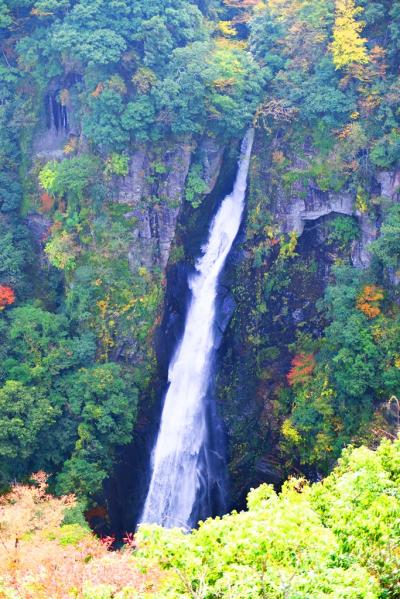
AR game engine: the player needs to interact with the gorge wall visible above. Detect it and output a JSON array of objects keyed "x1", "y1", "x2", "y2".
[
  {"x1": 214, "y1": 131, "x2": 400, "y2": 508},
  {"x1": 97, "y1": 124, "x2": 399, "y2": 530}
]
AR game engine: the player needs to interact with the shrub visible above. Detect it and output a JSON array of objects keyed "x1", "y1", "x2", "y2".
[
  {"x1": 327, "y1": 215, "x2": 360, "y2": 248},
  {"x1": 0, "y1": 476, "x2": 162, "y2": 597},
  {"x1": 45, "y1": 231, "x2": 80, "y2": 271},
  {"x1": 104, "y1": 153, "x2": 129, "y2": 179},
  {"x1": 185, "y1": 163, "x2": 208, "y2": 208},
  {"x1": 287, "y1": 353, "x2": 316, "y2": 386},
  {"x1": 137, "y1": 439, "x2": 400, "y2": 597},
  {"x1": 356, "y1": 285, "x2": 384, "y2": 318},
  {"x1": 0, "y1": 285, "x2": 15, "y2": 309}
]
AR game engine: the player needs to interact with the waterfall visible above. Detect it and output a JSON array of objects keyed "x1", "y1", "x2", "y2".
[{"x1": 139, "y1": 129, "x2": 255, "y2": 530}]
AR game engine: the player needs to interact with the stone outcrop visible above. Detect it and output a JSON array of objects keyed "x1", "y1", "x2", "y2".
[
  {"x1": 33, "y1": 83, "x2": 81, "y2": 162},
  {"x1": 24, "y1": 213, "x2": 52, "y2": 269},
  {"x1": 351, "y1": 212, "x2": 378, "y2": 269},
  {"x1": 275, "y1": 188, "x2": 354, "y2": 236},
  {"x1": 199, "y1": 137, "x2": 225, "y2": 194},
  {"x1": 117, "y1": 143, "x2": 192, "y2": 270},
  {"x1": 117, "y1": 149, "x2": 149, "y2": 206},
  {"x1": 117, "y1": 138, "x2": 224, "y2": 270},
  {"x1": 272, "y1": 170, "x2": 400, "y2": 269},
  {"x1": 33, "y1": 127, "x2": 70, "y2": 161},
  {"x1": 32, "y1": 82, "x2": 226, "y2": 273},
  {"x1": 377, "y1": 171, "x2": 400, "y2": 200}
]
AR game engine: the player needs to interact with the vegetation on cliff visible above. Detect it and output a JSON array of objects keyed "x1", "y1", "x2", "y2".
[
  {"x1": 0, "y1": 0, "x2": 265, "y2": 500},
  {"x1": 216, "y1": 0, "x2": 400, "y2": 490}
]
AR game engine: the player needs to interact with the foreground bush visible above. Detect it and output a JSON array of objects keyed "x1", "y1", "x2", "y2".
[
  {"x1": 1, "y1": 438, "x2": 399, "y2": 598},
  {"x1": 137, "y1": 438, "x2": 400, "y2": 598},
  {"x1": 0, "y1": 473, "x2": 161, "y2": 598}
]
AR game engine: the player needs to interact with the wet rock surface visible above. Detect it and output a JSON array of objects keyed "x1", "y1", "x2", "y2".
[
  {"x1": 33, "y1": 79, "x2": 82, "y2": 161},
  {"x1": 377, "y1": 170, "x2": 400, "y2": 200},
  {"x1": 104, "y1": 142, "x2": 233, "y2": 535}
]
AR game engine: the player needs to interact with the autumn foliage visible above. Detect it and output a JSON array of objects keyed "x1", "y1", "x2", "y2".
[
  {"x1": 356, "y1": 284, "x2": 384, "y2": 318},
  {"x1": 0, "y1": 285, "x2": 15, "y2": 309},
  {"x1": 0, "y1": 475, "x2": 162, "y2": 598},
  {"x1": 222, "y1": 0, "x2": 259, "y2": 24},
  {"x1": 92, "y1": 82, "x2": 104, "y2": 97},
  {"x1": 287, "y1": 353, "x2": 316, "y2": 386},
  {"x1": 331, "y1": 0, "x2": 369, "y2": 69},
  {"x1": 40, "y1": 191, "x2": 54, "y2": 212}
]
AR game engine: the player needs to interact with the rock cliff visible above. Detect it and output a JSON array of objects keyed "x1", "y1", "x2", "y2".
[{"x1": 116, "y1": 137, "x2": 224, "y2": 270}]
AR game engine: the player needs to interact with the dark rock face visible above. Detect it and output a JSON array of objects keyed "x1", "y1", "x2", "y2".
[
  {"x1": 214, "y1": 215, "x2": 342, "y2": 509},
  {"x1": 155, "y1": 260, "x2": 193, "y2": 376},
  {"x1": 24, "y1": 214, "x2": 52, "y2": 273},
  {"x1": 254, "y1": 455, "x2": 284, "y2": 486},
  {"x1": 45, "y1": 92, "x2": 68, "y2": 134},
  {"x1": 25, "y1": 213, "x2": 52, "y2": 247},
  {"x1": 33, "y1": 78, "x2": 82, "y2": 161},
  {"x1": 214, "y1": 291, "x2": 236, "y2": 350},
  {"x1": 199, "y1": 137, "x2": 225, "y2": 194},
  {"x1": 377, "y1": 171, "x2": 400, "y2": 200}
]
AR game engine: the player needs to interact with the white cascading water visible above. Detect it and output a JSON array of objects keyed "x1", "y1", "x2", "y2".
[{"x1": 139, "y1": 129, "x2": 255, "y2": 530}]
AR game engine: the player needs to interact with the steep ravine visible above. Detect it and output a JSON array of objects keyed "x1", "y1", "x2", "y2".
[
  {"x1": 26, "y1": 95, "x2": 399, "y2": 531},
  {"x1": 102, "y1": 141, "x2": 242, "y2": 536},
  {"x1": 94, "y1": 125, "x2": 400, "y2": 534}
]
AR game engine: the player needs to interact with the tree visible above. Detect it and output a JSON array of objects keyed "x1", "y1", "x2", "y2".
[
  {"x1": 0, "y1": 2, "x2": 12, "y2": 29},
  {"x1": 0, "y1": 172, "x2": 22, "y2": 213},
  {"x1": 45, "y1": 231, "x2": 80, "y2": 271},
  {"x1": 370, "y1": 205, "x2": 400, "y2": 270},
  {"x1": 0, "y1": 285, "x2": 15, "y2": 309},
  {"x1": 332, "y1": 0, "x2": 369, "y2": 69},
  {"x1": 55, "y1": 364, "x2": 138, "y2": 496},
  {"x1": 137, "y1": 439, "x2": 400, "y2": 597},
  {"x1": 310, "y1": 439, "x2": 400, "y2": 595},
  {"x1": 52, "y1": 1, "x2": 128, "y2": 66},
  {"x1": 0, "y1": 230, "x2": 26, "y2": 289},
  {"x1": 83, "y1": 89, "x2": 130, "y2": 151},
  {"x1": 287, "y1": 353, "x2": 316, "y2": 386},
  {"x1": 0, "y1": 381, "x2": 59, "y2": 482},
  {"x1": 121, "y1": 96, "x2": 157, "y2": 143},
  {"x1": 356, "y1": 285, "x2": 384, "y2": 319},
  {"x1": 39, "y1": 154, "x2": 100, "y2": 211}
]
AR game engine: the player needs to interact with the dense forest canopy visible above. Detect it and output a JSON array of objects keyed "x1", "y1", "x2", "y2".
[{"x1": 0, "y1": 0, "x2": 400, "y2": 594}]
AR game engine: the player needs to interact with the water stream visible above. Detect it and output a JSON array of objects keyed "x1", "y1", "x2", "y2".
[{"x1": 139, "y1": 129, "x2": 255, "y2": 529}]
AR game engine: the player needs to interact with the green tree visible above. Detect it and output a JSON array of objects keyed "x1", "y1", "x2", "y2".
[
  {"x1": 39, "y1": 155, "x2": 100, "y2": 212},
  {"x1": 0, "y1": 229, "x2": 27, "y2": 289},
  {"x1": 0, "y1": 380, "x2": 59, "y2": 483},
  {"x1": 137, "y1": 440, "x2": 400, "y2": 597},
  {"x1": 56, "y1": 364, "x2": 138, "y2": 495},
  {"x1": 371, "y1": 205, "x2": 400, "y2": 270}
]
